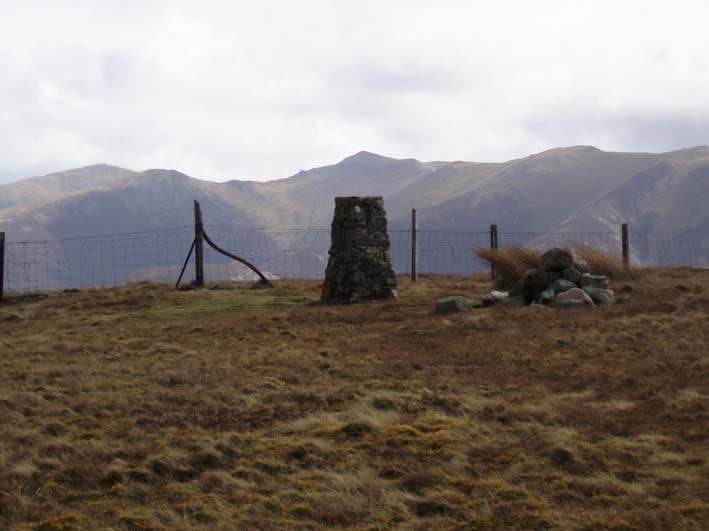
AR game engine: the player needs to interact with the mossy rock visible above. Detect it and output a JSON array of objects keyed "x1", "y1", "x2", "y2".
[{"x1": 435, "y1": 296, "x2": 473, "y2": 314}]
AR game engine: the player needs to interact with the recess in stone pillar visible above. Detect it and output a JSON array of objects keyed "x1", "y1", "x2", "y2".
[{"x1": 321, "y1": 196, "x2": 398, "y2": 303}]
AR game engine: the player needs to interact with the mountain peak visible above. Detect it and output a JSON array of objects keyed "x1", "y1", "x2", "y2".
[
  {"x1": 73, "y1": 163, "x2": 131, "y2": 171},
  {"x1": 533, "y1": 145, "x2": 602, "y2": 158},
  {"x1": 3, "y1": 145, "x2": 709, "y2": 247},
  {"x1": 43, "y1": 163, "x2": 135, "y2": 177},
  {"x1": 137, "y1": 169, "x2": 194, "y2": 182},
  {"x1": 340, "y1": 150, "x2": 391, "y2": 164},
  {"x1": 672, "y1": 145, "x2": 709, "y2": 154}
]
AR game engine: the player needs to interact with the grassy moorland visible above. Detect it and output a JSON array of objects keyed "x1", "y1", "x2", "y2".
[{"x1": 0, "y1": 270, "x2": 708, "y2": 530}]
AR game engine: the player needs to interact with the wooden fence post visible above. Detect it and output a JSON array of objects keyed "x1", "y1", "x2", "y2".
[
  {"x1": 411, "y1": 209, "x2": 417, "y2": 282},
  {"x1": 490, "y1": 224, "x2": 498, "y2": 282},
  {"x1": 621, "y1": 223, "x2": 630, "y2": 272},
  {"x1": 0, "y1": 232, "x2": 5, "y2": 302},
  {"x1": 194, "y1": 200, "x2": 204, "y2": 287}
]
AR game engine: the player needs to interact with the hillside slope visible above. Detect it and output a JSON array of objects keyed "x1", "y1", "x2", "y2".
[
  {"x1": 0, "y1": 164, "x2": 136, "y2": 212},
  {"x1": 235, "y1": 151, "x2": 441, "y2": 227},
  {"x1": 2, "y1": 170, "x2": 258, "y2": 241},
  {"x1": 2, "y1": 146, "x2": 709, "y2": 243},
  {"x1": 557, "y1": 147, "x2": 709, "y2": 234},
  {"x1": 400, "y1": 146, "x2": 672, "y2": 231}
]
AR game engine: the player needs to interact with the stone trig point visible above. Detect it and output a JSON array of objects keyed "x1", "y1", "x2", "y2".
[{"x1": 321, "y1": 196, "x2": 398, "y2": 303}]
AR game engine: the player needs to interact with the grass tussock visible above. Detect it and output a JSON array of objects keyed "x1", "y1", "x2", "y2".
[
  {"x1": 477, "y1": 243, "x2": 628, "y2": 287},
  {"x1": 0, "y1": 271, "x2": 708, "y2": 530},
  {"x1": 570, "y1": 242, "x2": 628, "y2": 279},
  {"x1": 476, "y1": 246, "x2": 541, "y2": 288}
]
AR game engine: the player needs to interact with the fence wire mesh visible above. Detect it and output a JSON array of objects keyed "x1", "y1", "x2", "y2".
[
  {"x1": 631, "y1": 231, "x2": 709, "y2": 267},
  {"x1": 2, "y1": 225, "x2": 708, "y2": 292},
  {"x1": 416, "y1": 230, "x2": 490, "y2": 275},
  {"x1": 4, "y1": 227, "x2": 194, "y2": 292},
  {"x1": 498, "y1": 230, "x2": 709, "y2": 268},
  {"x1": 499, "y1": 231, "x2": 621, "y2": 254}
]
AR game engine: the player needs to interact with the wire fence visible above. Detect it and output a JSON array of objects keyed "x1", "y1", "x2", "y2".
[
  {"x1": 2, "y1": 225, "x2": 709, "y2": 293},
  {"x1": 199, "y1": 226, "x2": 493, "y2": 282},
  {"x1": 5, "y1": 227, "x2": 194, "y2": 292}
]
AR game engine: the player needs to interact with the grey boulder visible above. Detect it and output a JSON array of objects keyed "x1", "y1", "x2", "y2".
[
  {"x1": 582, "y1": 286, "x2": 615, "y2": 305},
  {"x1": 436, "y1": 296, "x2": 473, "y2": 314},
  {"x1": 570, "y1": 249, "x2": 590, "y2": 273},
  {"x1": 580, "y1": 274, "x2": 610, "y2": 289},
  {"x1": 552, "y1": 288, "x2": 595, "y2": 309},
  {"x1": 540, "y1": 248, "x2": 574, "y2": 272},
  {"x1": 562, "y1": 267, "x2": 582, "y2": 284},
  {"x1": 548, "y1": 278, "x2": 577, "y2": 293},
  {"x1": 520, "y1": 268, "x2": 548, "y2": 302},
  {"x1": 538, "y1": 288, "x2": 556, "y2": 304},
  {"x1": 482, "y1": 290, "x2": 508, "y2": 307},
  {"x1": 540, "y1": 247, "x2": 590, "y2": 274},
  {"x1": 521, "y1": 268, "x2": 548, "y2": 288}
]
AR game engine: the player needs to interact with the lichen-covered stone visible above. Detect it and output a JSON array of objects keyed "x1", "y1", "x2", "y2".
[
  {"x1": 540, "y1": 247, "x2": 589, "y2": 273},
  {"x1": 545, "y1": 270, "x2": 561, "y2": 284},
  {"x1": 548, "y1": 278, "x2": 576, "y2": 293},
  {"x1": 570, "y1": 250, "x2": 590, "y2": 273},
  {"x1": 562, "y1": 267, "x2": 582, "y2": 284},
  {"x1": 552, "y1": 287, "x2": 595, "y2": 309},
  {"x1": 540, "y1": 248, "x2": 574, "y2": 272},
  {"x1": 321, "y1": 197, "x2": 397, "y2": 303},
  {"x1": 435, "y1": 296, "x2": 473, "y2": 314},
  {"x1": 582, "y1": 286, "x2": 615, "y2": 305},
  {"x1": 521, "y1": 269, "x2": 547, "y2": 288},
  {"x1": 539, "y1": 288, "x2": 556, "y2": 304},
  {"x1": 580, "y1": 274, "x2": 610, "y2": 289},
  {"x1": 520, "y1": 268, "x2": 548, "y2": 304}
]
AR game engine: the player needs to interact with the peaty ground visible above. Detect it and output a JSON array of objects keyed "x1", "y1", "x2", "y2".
[{"x1": 0, "y1": 270, "x2": 708, "y2": 530}]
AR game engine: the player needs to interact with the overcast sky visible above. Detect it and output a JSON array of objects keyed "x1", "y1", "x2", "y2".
[{"x1": 1, "y1": 0, "x2": 708, "y2": 184}]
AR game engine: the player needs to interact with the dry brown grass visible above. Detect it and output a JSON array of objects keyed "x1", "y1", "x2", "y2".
[
  {"x1": 0, "y1": 270, "x2": 708, "y2": 530},
  {"x1": 570, "y1": 242, "x2": 628, "y2": 279},
  {"x1": 476, "y1": 245, "x2": 541, "y2": 288},
  {"x1": 477, "y1": 244, "x2": 628, "y2": 287}
]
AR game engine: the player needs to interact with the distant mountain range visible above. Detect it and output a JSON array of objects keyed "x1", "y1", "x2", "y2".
[{"x1": 2, "y1": 145, "x2": 709, "y2": 243}]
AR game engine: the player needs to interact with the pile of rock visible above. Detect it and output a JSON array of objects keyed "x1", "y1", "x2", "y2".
[
  {"x1": 321, "y1": 196, "x2": 398, "y2": 303},
  {"x1": 484, "y1": 247, "x2": 616, "y2": 309}
]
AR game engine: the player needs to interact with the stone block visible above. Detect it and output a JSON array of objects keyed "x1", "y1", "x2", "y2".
[
  {"x1": 321, "y1": 197, "x2": 397, "y2": 303},
  {"x1": 436, "y1": 296, "x2": 473, "y2": 314}
]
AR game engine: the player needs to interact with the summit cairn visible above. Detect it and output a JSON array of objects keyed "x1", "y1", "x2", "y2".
[
  {"x1": 321, "y1": 197, "x2": 397, "y2": 303},
  {"x1": 484, "y1": 247, "x2": 616, "y2": 309}
]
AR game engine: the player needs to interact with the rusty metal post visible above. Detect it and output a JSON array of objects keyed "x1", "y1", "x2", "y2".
[{"x1": 194, "y1": 200, "x2": 204, "y2": 287}]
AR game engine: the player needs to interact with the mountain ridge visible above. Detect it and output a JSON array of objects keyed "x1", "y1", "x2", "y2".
[{"x1": 2, "y1": 146, "x2": 708, "y2": 243}]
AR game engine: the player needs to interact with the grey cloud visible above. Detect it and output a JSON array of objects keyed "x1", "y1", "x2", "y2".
[
  {"x1": 1, "y1": 1, "x2": 709, "y2": 183},
  {"x1": 522, "y1": 109, "x2": 709, "y2": 155}
]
